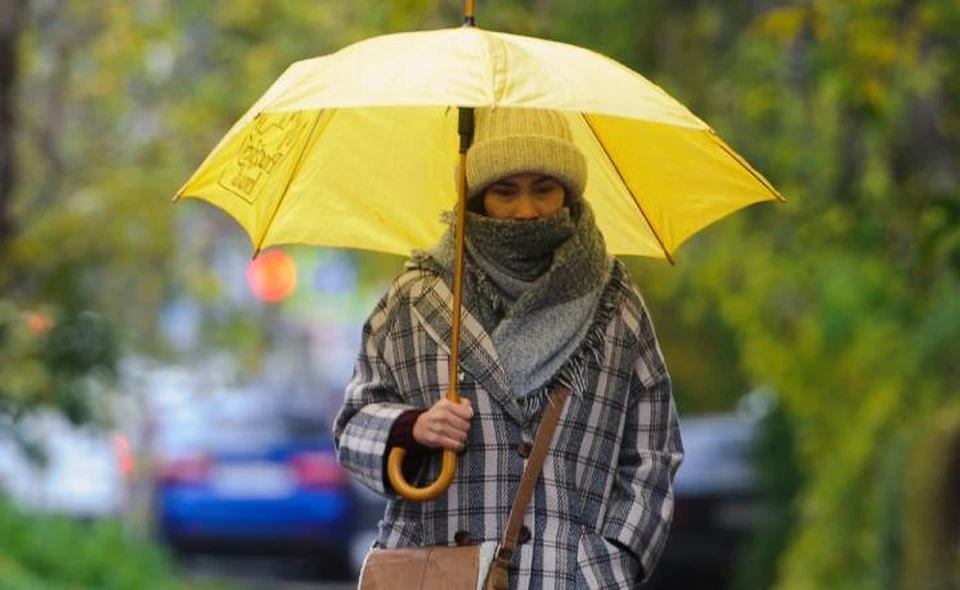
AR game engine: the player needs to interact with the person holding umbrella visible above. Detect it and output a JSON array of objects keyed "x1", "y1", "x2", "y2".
[
  {"x1": 174, "y1": 8, "x2": 779, "y2": 587},
  {"x1": 334, "y1": 107, "x2": 683, "y2": 588}
]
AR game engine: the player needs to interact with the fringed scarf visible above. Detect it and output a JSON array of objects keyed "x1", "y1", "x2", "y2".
[{"x1": 420, "y1": 201, "x2": 612, "y2": 400}]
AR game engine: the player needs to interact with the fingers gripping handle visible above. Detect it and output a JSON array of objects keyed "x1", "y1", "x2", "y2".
[{"x1": 386, "y1": 385, "x2": 463, "y2": 501}]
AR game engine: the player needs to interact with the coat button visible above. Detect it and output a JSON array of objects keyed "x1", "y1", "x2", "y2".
[
  {"x1": 454, "y1": 530, "x2": 471, "y2": 546},
  {"x1": 518, "y1": 525, "x2": 532, "y2": 545},
  {"x1": 515, "y1": 441, "x2": 533, "y2": 459}
]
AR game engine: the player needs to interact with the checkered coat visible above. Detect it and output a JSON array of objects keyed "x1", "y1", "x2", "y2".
[{"x1": 334, "y1": 259, "x2": 683, "y2": 589}]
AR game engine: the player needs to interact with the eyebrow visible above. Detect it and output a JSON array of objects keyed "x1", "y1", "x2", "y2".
[{"x1": 531, "y1": 175, "x2": 558, "y2": 185}]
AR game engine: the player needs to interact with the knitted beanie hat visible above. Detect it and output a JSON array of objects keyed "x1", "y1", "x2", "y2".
[{"x1": 466, "y1": 107, "x2": 588, "y2": 202}]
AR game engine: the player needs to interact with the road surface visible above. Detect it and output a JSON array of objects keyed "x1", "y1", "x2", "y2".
[{"x1": 182, "y1": 555, "x2": 358, "y2": 590}]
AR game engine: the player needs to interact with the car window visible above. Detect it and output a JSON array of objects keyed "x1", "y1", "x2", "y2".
[
  {"x1": 201, "y1": 392, "x2": 286, "y2": 452},
  {"x1": 675, "y1": 415, "x2": 757, "y2": 494}
]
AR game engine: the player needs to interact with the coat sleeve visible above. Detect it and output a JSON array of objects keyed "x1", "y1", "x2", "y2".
[
  {"x1": 601, "y1": 298, "x2": 684, "y2": 582},
  {"x1": 333, "y1": 283, "x2": 421, "y2": 497}
]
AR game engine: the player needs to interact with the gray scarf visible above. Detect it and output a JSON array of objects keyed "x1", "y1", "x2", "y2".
[{"x1": 424, "y1": 201, "x2": 611, "y2": 397}]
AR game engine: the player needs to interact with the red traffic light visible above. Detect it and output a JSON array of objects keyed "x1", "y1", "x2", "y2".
[{"x1": 246, "y1": 250, "x2": 298, "y2": 303}]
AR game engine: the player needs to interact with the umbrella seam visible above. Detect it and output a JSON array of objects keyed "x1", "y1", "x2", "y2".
[
  {"x1": 579, "y1": 113, "x2": 675, "y2": 264},
  {"x1": 252, "y1": 110, "x2": 329, "y2": 257},
  {"x1": 484, "y1": 31, "x2": 505, "y2": 105}
]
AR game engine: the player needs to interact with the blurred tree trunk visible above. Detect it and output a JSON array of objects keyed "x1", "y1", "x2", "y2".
[{"x1": 0, "y1": 0, "x2": 28, "y2": 248}]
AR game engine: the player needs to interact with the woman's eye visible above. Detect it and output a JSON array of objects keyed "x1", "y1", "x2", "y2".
[{"x1": 534, "y1": 185, "x2": 559, "y2": 196}]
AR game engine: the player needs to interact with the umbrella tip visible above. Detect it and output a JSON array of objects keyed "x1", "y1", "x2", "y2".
[{"x1": 463, "y1": 0, "x2": 476, "y2": 26}]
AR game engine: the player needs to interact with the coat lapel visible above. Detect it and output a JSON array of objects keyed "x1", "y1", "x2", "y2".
[{"x1": 411, "y1": 274, "x2": 526, "y2": 425}]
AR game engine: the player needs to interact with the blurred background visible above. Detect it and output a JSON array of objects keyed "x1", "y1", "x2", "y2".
[{"x1": 1, "y1": 1, "x2": 958, "y2": 589}]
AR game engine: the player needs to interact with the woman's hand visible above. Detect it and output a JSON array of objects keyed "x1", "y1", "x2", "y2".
[{"x1": 412, "y1": 398, "x2": 473, "y2": 451}]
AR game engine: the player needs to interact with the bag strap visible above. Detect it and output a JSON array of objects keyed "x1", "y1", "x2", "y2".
[{"x1": 486, "y1": 386, "x2": 570, "y2": 590}]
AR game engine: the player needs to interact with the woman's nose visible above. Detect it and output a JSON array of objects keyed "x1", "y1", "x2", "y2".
[{"x1": 513, "y1": 195, "x2": 538, "y2": 220}]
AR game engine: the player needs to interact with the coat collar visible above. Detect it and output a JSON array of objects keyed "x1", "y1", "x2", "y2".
[{"x1": 410, "y1": 273, "x2": 527, "y2": 425}]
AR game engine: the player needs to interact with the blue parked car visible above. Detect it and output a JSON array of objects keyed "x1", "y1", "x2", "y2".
[{"x1": 150, "y1": 387, "x2": 357, "y2": 580}]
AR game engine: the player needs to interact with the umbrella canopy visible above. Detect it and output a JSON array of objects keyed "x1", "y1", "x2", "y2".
[
  {"x1": 176, "y1": 21, "x2": 784, "y2": 502},
  {"x1": 175, "y1": 26, "x2": 782, "y2": 261}
]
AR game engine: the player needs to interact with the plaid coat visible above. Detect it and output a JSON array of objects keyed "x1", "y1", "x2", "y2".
[{"x1": 334, "y1": 259, "x2": 683, "y2": 589}]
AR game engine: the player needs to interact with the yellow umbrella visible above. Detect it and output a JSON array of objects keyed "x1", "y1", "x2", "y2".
[{"x1": 175, "y1": 3, "x2": 782, "y2": 501}]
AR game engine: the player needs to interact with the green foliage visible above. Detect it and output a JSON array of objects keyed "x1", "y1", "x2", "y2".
[
  {"x1": 3, "y1": 0, "x2": 399, "y2": 413},
  {"x1": 0, "y1": 299, "x2": 117, "y2": 425},
  {"x1": 0, "y1": 301, "x2": 50, "y2": 410},
  {"x1": 693, "y1": 3, "x2": 960, "y2": 587},
  {"x1": 0, "y1": 497, "x2": 230, "y2": 590}
]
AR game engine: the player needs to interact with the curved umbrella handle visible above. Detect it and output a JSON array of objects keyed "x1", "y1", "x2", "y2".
[
  {"x1": 386, "y1": 447, "x2": 458, "y2": 502},
  {"x1": 387, "y1": 108, "x2": 474, "y2": 502}
]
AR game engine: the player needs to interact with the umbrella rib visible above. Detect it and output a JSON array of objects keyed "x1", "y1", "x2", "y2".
[
  {"x1": 579, "y1": 113, "x2": 675, "y2": 265},
  {"x1": 252, "y1": 110, "x2": 328, "y2": 257}
]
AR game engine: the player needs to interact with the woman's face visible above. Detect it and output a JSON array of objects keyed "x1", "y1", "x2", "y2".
[{"x1": 481, "y1": 173, "x2": 566, "y2": 220}]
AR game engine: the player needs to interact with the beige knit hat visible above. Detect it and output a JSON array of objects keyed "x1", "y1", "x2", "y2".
[{"x1": 465, "y1": 107, "x2": 588, "y2": 202}]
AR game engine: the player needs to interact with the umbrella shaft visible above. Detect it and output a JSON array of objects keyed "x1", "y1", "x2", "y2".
[
  {"x1": 448, "y1": 153, "x2": 467, "y2": 402},
  {"x1": 448, "y1": 106, "x2": 474, "y2": 402}
]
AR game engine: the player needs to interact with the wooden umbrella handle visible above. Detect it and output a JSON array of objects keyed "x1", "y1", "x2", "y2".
[
  {"x1": 387, "y1": 109, "x2": 474, "y2": 501},
  {"x1": 386, "y1": 445, "x2": 458, "y2": 502}
]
